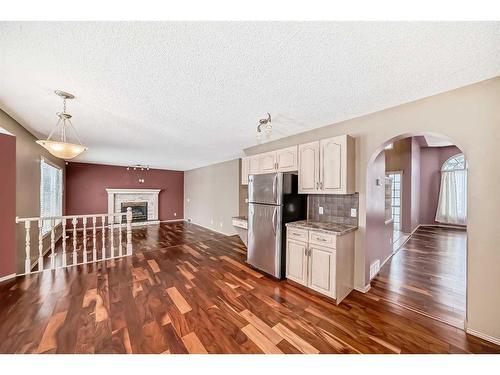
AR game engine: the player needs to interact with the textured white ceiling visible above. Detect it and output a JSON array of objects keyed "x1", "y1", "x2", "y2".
[{"x1": 0, "y1": 22, "x2": 499, "y2": 170}]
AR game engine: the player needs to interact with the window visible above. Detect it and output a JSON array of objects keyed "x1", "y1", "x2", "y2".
[
  {"x1": 40, "y1": 158, "x2": 62, "y2": 235},
  {"x1": 386, "y1": 171, "x2": 402, "y2": 231},
  {"x1": 436, "y1": 154, "x2": 467, "y2": 225}
]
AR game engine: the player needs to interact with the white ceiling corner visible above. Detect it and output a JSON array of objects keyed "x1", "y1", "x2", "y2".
[{"x1": 0, "y1": 22, "x2": 499, "y2": 170}]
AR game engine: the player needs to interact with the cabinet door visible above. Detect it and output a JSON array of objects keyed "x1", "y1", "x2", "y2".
[
  {"x1": 260, "y1": 152, "x2": 277, "y2": 173},
  {"x1": 241, "y1": 157, "x2": 250, "y2": 185},
  {"x1": 276, "y1": 146, "x2": 298, "y2": 172},
  {"x1": 308, "y1": 244, "x2": 336, "y2": 298},
  {"x1": 249, "y1": 155, "x2": 261, "y2": 175},
  {"x1": 320, "y1": 136, "x2": 343, "y2": 193},
  {"x1": 298, "y1": 141, "x2": 320, "y2": 193},
  {"x1": 286, "y1": 240, "x2": 308, "y2": 286}
]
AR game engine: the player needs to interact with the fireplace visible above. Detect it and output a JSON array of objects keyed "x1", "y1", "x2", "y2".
[{"x1": 121, "y1": 201, "x2": 148, "y2": 223}]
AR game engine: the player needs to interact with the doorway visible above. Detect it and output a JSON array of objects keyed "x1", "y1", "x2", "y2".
[{"x1": 366, "y1": 133, "x2": 467, "y2": 329}]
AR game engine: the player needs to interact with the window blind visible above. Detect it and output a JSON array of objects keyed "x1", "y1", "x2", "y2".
[{"x1": 40, "y1": 159, "x2": 62, "y2": 235}]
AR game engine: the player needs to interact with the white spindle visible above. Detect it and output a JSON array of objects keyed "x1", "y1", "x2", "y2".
[
  {"x1": 83, "y1": 218, "x2": 88, "y2": 264},
  {"x1": 37, "y1": 219, "x2": 43, "y2": 272},
  {"x1": 92, "y1": 216, "x2": 97, "y2": 261},
  {"x1": 101, "y1": 215, "x2": 106, "y2": 260},
  {"x1": 24, "y1": 221, "x2": 31, "y2": 274},
  {"x1": 110, "y1": 216, "x2": 115, "y2": 258},
  {"x1": 126, "y1": 207, "x2": 132, "y2": 255},
  {"x1": 72, "y1": 217, "x2": 78, "y2": 265},
  {"x1": 62, "y1": 218, "x2": 67, "y2": 267},
  {"x1": 50, "y1": 219, "x2": 55, "y2": 269},
  {"x1": 118, "y1": 214, "x2": 123, "y2": 257}
]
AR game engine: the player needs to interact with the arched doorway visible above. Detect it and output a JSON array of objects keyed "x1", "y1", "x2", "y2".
[{"x1": 365, "y1": 133, "x2": 467, "y2": 329}]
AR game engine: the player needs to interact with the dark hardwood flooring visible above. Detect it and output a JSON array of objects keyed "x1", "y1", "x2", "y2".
[
  {"x1": 1, "y1": 222, "x2": 498, "y2": 354},
  {"x1": 370, "y1": 226, "x2": 466, "y2": 328}
]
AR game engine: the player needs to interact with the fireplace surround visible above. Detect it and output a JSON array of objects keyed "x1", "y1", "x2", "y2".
[{"x1": 106, "y1": 188, "x2": 161, "y2": 226}]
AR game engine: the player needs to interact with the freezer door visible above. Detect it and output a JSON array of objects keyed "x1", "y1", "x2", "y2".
[
  {"x1": 247, "y1": 203, "x2": 282, "y2": 278},
  {"x1": 248, "y1": 173, "x2": 283, "y2": 205}
]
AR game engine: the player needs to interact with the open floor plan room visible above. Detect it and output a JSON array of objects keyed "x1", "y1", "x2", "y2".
[{"x1": 1, "y1": 16, "x2": 500, "y2": 363}]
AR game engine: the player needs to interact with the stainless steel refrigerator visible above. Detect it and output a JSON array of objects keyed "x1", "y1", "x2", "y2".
[{"x1": 247, "y1": 172, "x2": 306, "y2": 278}]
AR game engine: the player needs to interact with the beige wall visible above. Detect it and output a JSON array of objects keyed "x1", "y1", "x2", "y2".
[
  {"x1": 184, "y1": 158, "x2": 239, "y2": 236},
  {"x1": 0, "y1": 109, "x2": 66, "y2": 272},
  {"x1": 244, "y1": 76, "x2": 500, "y2": 341}
]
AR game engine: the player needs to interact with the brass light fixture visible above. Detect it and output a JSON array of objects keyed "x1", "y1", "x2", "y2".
[{"x1": 36, "y1": 90, "x2": 88, "y2": 159}]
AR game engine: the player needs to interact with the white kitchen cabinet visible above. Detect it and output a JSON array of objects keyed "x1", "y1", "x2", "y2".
[
  {"x1": 249, "y1": 155, "x2": 260, "y2": 175},
  {"x1": 276, "y1": 146, "x2": 298, "y2": 172},
  {"x1": 260, "y1": 151, "x2": 277, "y2": 173},
  {"x1": 241, "y1": 157, "x2": 250, "y2": 185},
  {"x1": 308, "y1": 244, "x2": 336, "y2": 297},
  {"x1": 285, "y1": 239, "x2": 308, "y2": 286},
  {"x1": 298, "y1": 135, "x2": 355, "y2": 194},
  {"x1": 298, "y1": 141, "x2": 320, "y2": 193},
  {"x1": 285, "y1": 226, "x2": 355, "y2": 303}
]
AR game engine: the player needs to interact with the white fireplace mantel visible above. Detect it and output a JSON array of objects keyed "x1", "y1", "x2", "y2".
[{"x1": 106, "y1": 188, "x2": 161, "y2": 225}]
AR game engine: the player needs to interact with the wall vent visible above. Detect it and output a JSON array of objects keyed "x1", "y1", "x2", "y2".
[{"x1": 370, "y1": 259, "x2": 380, "y2": 280}]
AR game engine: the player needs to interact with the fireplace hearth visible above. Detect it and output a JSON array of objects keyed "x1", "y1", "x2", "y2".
[{"x1": 121, "y1": 201, "x2": 148, "y2": 222}]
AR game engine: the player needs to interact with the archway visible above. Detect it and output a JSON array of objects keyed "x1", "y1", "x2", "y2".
[{"x1": 365, "y1": 132, "x2": 467, "y2": 329}]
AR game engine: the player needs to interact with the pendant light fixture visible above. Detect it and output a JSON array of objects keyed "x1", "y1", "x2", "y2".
[{"x1": 36, "y1": 90, "x2": 88, "y2": 159}]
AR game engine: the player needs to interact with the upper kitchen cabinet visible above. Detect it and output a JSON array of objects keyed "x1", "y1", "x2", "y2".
[
  {"x1": 241, "y1": 155, "x2": 260, "y2": 185},
  {"x1": 241, "y1": 157, "x2": 250, "y2": 185},
  {"x1": 259, "y1": 151, "x2": 277, "y2": 173},
  {"x1": 298, "y1": 141, "x2": 320, "y2": 193},
  {"x1": 298, "y1": 135, "x2": 355, "y2": 194},
  {"x1": 276, "y1": 146, "x2": 298, "y2": 172}
]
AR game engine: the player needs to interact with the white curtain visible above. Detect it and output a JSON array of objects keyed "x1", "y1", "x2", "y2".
[{"x1": 435, "y1": 169, "x2": 467, "y2": 225}]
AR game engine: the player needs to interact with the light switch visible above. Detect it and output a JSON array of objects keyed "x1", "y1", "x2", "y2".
[
  {"x1": 350, "y1": 208, "x2": 357, "y2": 217},
  {"x1": 319, "y1": 206, "x2": 324, "y2": 215}
]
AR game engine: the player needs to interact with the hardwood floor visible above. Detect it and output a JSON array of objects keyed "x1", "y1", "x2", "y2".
[
  {"x1": 0, "y1": 222, "x2": 498, "y2": 354},
  {"x1": 371, "y1": 226, "x2": 466, "y2": 328}
]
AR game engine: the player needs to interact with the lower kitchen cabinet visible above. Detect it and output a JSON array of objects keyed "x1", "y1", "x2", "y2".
[
  {"x1": 285, "y1": 227, "x2": 354, "y2": 304},
  {"x1": 286, "y1": 239, "x2": 308, "y2": 285}
]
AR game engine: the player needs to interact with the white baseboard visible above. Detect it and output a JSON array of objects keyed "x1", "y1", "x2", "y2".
[
  {"x1": 187, "y1": 220, "x2": 234, "y2": 237},
  {"x1": 0, "y1": 273, "x2": 16, "y2": 283},
  {"x1": 159, "y1": 219, "x2": 186, "y2": 223},
  {"x1": 466, "y1": 327, "x2": 500, "y2": 346},
  {"x1": 419, "y1": 223, "x2": 467, "y2": 230},
  {"x1": 355, "y1": 284, "x2": 371, "y2": 293}
]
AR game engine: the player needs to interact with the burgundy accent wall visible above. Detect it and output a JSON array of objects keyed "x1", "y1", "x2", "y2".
[
  {"x1": 0, "y1": 133, "x2": 16, "y2": 278},
  {"x1": 419, "y1": 145, "x2": 462, "y2": 224},
  {"x1": 65, "y1": 162, "x2": 184, "y2": 220}
]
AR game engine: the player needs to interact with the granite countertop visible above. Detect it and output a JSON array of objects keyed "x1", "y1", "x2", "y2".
[
  {"x1": 232, "y1": 216, "x2": 247, "y2": 221},
  {"x1": 286, "y1": 220, "x2": 357, "y2": 236}
]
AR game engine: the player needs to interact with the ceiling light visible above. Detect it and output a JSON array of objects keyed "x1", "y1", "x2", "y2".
[{"x1": 36, "y1": 90, "x2": 88, "y2": 159}]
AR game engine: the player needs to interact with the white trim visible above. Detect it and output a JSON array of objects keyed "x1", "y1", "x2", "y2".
[
  {"x1": 106, "y1": 188, "x2": 161, "y2": 223},
  {"x1": 105, "y1": 188, "x2": 161, "y2": 194},
  {"x1": 355, "y1": 284, "x2": 371, "y2": 293},
  {"x1": 159, "y1": 219, "x2": 185, "y2": 223},
  {"x1": 466, "y1": 328, "x2": 500, "y2": 346},
  {"x1": 419, "y1": 223, "x2": 466, "y2": 230},
  {"x1": 187, "y1": 220, "x2": 233, "y2": 236},
  {"x1": 0, "y1": 273, "x2": 16, "y2": 283},
  {"x1": 0, "y1": 127, "x2": 14, "y2": 136}
]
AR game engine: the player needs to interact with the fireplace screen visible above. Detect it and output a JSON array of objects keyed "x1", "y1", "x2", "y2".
[{"x1": 121, "y1": 201, "x2": 148, "y2": 222}]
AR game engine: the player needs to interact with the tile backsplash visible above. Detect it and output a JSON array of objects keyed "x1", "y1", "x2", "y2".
[{"x1": 307, "y1": 194, "x2": 359, "y2": 226}]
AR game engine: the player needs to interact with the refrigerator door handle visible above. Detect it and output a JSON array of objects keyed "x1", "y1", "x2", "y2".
[
  {"x1": 272, "y1": 174, "x2": 278, "y2": 203},
  {"x1": 271, "y1": 207, "x2": 277, "y2": 236}
]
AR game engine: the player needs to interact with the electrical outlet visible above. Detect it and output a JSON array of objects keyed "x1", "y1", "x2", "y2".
[
  {"x1": 319, "y1": 206, "x2": 324, "y2": 215},
  {"x1": 219, "y1": 222, "x2": 223, "y2": 228},
  {"x1": 173, "y1": 212, "x2": 177, "y2": 217},
  {"x1": 350, "y1": 208, "x2": 357, "y2": 217},
  {"x1": 245, "y1": 198, "x2": 249, "y2": 203}
]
